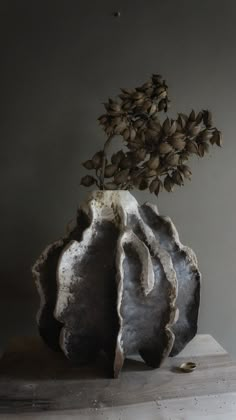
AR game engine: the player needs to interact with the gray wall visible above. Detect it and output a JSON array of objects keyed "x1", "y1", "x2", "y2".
[{"x1": 1, "y1": 1, "x2": 236, "y2": 355}]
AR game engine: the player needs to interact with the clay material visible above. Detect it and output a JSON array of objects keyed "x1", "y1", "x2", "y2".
[{"x1": 32, "y1": 191, "x2": 201, "y2": 377}]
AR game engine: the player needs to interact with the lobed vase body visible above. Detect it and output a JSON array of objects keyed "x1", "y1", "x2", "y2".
[{"x1": 32, "y1": 191, "x2": 200, "y2": 377}]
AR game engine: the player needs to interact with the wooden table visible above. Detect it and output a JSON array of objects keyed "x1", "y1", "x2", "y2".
[{"x1": 0, "y1": 334, "x2": 236, "y2": 419}]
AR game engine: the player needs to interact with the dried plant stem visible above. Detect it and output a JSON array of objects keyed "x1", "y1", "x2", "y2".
[
  {"x1": 101, "y1": 134, "x2": 115, "y2": 190},
  {"x1": 95, "y1": 179, "x2": 100, "y2": 188},
  {"x1": 95, "y1": 168, "x2": 102, "y2": 188}
]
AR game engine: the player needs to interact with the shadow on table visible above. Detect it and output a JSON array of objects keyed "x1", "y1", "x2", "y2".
[{"x1": 0, "y1": 336, "x2": 151, "y2": 380}]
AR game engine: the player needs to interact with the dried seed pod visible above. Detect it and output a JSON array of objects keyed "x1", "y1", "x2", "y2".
[
  {"x1": 202, "y1": 110, "x2": 213, "y2": 128},
  {"x1": 114, "y1": 121, "x2": 127, "y2": 134},
  {"x1": 151, "y1": 111, "x2": 160, "y2": 122},
  {"x1": 178, "y1": 113, "x2": 188, "y2": 128},
  {"x1": 172, "y1": 132, "x2": 186, "y2": 141},
  {"x1": 120, "y1": 157, "x2": 133, "y2": 169},
  {"x1": 139, "y1": 81, "x2": 153, "y2": 91},
  {"x1": 148, "y1": 156, "x2": 160, "y2": 170},
  {"x1": 133, "y1": 91, "x2": 145, "y2": 100},
  {"x1": 164, "y1": 175, "x2": 174, "y2": 192},
  {"x1": 215, "y1": 131, "x2": 223, "y2": 147},
  {"x1": 159, "y1": 142, "x2": 173, "y2": 154},
  {"x1": 172, "y1": 170, "x2": 184, "y2": 186},
  {"x1": 138, "y1": 178, "x2": 149, "y2": 190},
  {"x1": 189, "y1": 110, "x2": 196, "y2": 121},
  {"x1": 195, "y1": 111, "x2": 203, "y2": 124},
  {"x1": 171, "y1": 137, "x2": 186, "y2": 151},
  {"x1": 146, "y1": 128, "x2": 158, "y2": 139},
  {"x1": 122, "y1": 101, "x2": 133, "y2": 111},
  {"x1": 82, "y1": 160, "x2": 94, "y2": 170},
  {"x1": 118, "y1": 93, "x2": 128, "y2": 100},
  {"x1": 148, "y1": 120, "x2": 161, "y2": 132},
  {"x1": 186, "y1": 141, "x2": 198, "y2": 154},
  {"x1": 179, "y1": 165, "x2": 192, "y2": 180},
  {"x1": 135, "y1": 148, "x2": 146, "y2": 161},
  {"x1": 80, "y1": 175, "x2": 96, "y2": 187},
  {"x1": 179, "y1": 362, "x2": 197, "y2": 373},
  {"x1": 188, "y1": 125, "x2": 202, "y2": 137},
  {"x1": 134, "y1": 97, "x2": 145, "y2": 106},
  {"x1": 200, "y1": 130, "x2": 213, "y2": 142},
  {"x1": 154, "y1": 86, "x2": 165, "y2": 96},
  {"x1": 134, "y1": 118, "x2": 146, "y2": 129},
  {"x1": 109, "y1": 102, "x2": 121, "y2": 112},
  {"x1": 129, "y1": 128, "x2": 136, "y2": 141},
  {"x1": 203, "y1": 141, "x2": 210, "y2": 152},
  {"x1": 197, "y1": 145, "x2": 204, "y2": 157},
  {"x1": 210, "y1": 130, "x2": 222, "y2": 146},
  {"x1": 132, "y1": 174, "x2": 143, "y2": 188},
  {"x1": 114, "y1": 169, "x2": 130, "y2": 184},
  {"x1": 103, "y1": 102, "x2": 110, "y2": 112},
  {"x1": 152, "y1": 133, "x2": 162, "y2": 145},
  {"x1": 126, "y1": 142, "x2": 140, "y2": 151},
  {"x1": 109, "y1": 110, "x2": 122, "y2": 117},
  {"x1": 175, "y1": 122, "x2": 182, "y2": 132},
  {"x1": 139, "y1": 130, "x2": 146, "y2": 143},
  {"x1": 152, "y1": 74, "x2": 162, "y2": 84},
  {"x1": 104, "y1": 164, "x2": 118, "y2": 178},
  {"x1": 166, "y1": 153, "x2": 179, "y2": 167},
  {"x1": 98, "y1": 114, "x2": 108, "y2": 125},
  {"x1": 163, "y1": 117, "x2": 171, "y2": 135},
  {"x1": 105, "y1": 126, "x2": 114, "y2": 135},
  {"x1": 186, "y1": 121, "x2": 196, "y2": 134},
  {"x1": 111, "y1": 151, "x2": 125, "y2": 165},
  {"x1": 121, "y1": 88, "x2": 136, "y2": 95},
  {"x1": 167, "y1": 121, "x2": 176, "y2": 137},
  {"x1": 158, "y1": 98, "x2": 167, "y2": 111},
  {"x1": 144, "y1": 87, "x2": 154, "y2": 96},
  {"x1": 123, "y1": 128, "x2": 130, "y2": 141},
  {"x1": 92, "y1": 151, "x2": 103, "y2": 169},
  {"x1": 157, "y1": 90, "x2": 167, "y2": 100},
  {"x1": 179, "y1": 151, "x2": 190, "y2": 163},
  {"x1": 142, "y1": 100, "x2": 152, "y2": 111},
  {"x1": 133, "y1": 135, "x2": 144, "y2": 145},
  {"x1": 149, "y1": 177, "x2": 161, "y2": 193},
  {"x1": 162, "y1": 80, "x2": 168, "y2": 89},
  {"x1": 112, "y1": 116, "x2": 122, "y2": 125},
  {"x1": 154, "y1": 179, "x2": 163, "y2": 196},
  {"x1": 198, "y1": 142, "x2": 209, "y2": 157},
  {"x1": 156, "y1": 183, "x2": 163, "y2": 196},
  {"x1": 149, "y1": 103, "x2": 157, "y2": 115},
  {"x1": 108, "y1": 97, "x2": 117, "y2": 104},
  {"x1": 147, "y1": 169, "x2": 158, "y2": 177}
]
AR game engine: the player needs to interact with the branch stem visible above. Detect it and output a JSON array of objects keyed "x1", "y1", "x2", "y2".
[{"x1": 101, "y1": 134, "x2": 115, "y2": 190}]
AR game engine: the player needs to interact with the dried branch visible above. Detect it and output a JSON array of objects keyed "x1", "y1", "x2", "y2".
[{"x1": 81, "y1": 74, "x2": 222, "y2": 196}]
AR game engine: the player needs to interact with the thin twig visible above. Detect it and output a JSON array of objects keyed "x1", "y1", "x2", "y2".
[
  {"x1": 101, "y1": 134, "x2": 115, "y2": 190},
  {"x1": 96, "y1": 168, "x2": 102, "y2": 188}
]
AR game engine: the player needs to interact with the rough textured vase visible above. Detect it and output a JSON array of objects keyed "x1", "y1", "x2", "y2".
[{"x1": 32, "y1": 191, "x2": 201, "y2": 377}]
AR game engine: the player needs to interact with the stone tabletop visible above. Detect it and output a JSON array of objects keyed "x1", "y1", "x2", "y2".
[{"x1": 0, "y1": 334, "x2": 236, "y2": 419}]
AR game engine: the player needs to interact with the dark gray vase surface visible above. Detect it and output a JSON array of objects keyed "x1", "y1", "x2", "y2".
[{"x1": 32, "y1": 191, "x2": 200, "y2": 377}]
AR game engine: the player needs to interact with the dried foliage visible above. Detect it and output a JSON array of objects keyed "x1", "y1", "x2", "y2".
[{"x1": 81, "y1": 74, "x2": 222, "y2": 196}]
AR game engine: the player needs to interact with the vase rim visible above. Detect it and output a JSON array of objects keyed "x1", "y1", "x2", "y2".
[
  {"x1": 88, "y1": 189, "x2": 133, "y2": 195},
  {"x1": 85, "y1": 189, "x2": 138, "y2": 209}
]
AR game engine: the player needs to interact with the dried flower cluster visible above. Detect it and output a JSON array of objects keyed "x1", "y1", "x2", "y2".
[{"x1": 81, "y1": 74, "x2": 222, "y2": 196}]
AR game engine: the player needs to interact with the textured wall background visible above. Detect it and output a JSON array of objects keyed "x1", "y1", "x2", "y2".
[{"x1": 0, "y1": 0, "x2": 235, "y2": 355}]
